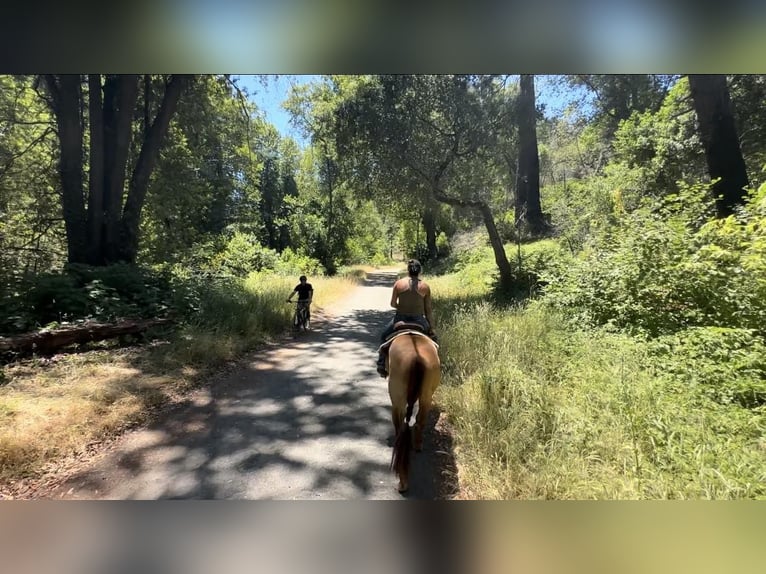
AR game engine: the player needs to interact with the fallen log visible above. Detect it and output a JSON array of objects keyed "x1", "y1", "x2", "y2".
[{"x1": 0, "y1": 318, "x2": 174, "y2": 355}]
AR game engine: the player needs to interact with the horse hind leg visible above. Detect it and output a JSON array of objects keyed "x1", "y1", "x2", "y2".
[
  {"x1": 413, "y1": 396, "x2": 431, "y2": 452},
  {"x1": 391, "y1": 404, "x2": 406, "y2": 437},
  {"x1": 413, "y1": 367, "x2": 439, "y2": 451}
]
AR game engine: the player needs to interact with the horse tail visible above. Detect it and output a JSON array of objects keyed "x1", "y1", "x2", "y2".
[{"x1": 391, "y1": 345, "x2": 424, "y2": 482}]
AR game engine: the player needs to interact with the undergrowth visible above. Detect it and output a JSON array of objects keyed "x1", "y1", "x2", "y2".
[{"x1": 430, "y1": 186, "x2": 766, "y2": 499}]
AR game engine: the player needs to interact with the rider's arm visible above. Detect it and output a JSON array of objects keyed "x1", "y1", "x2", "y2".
[
  {"x1": 286, "y1": 288, "x2": 296, "y2": 302},
  {"x1": 308, "y1": 289, "x2": 313, "y2": 303},
  {"x1": 424, "y1": 285, "x2": 435, "y2": 332},
  {"x1": 390, "y1": 282, "x2": 399, "y2": 309}
]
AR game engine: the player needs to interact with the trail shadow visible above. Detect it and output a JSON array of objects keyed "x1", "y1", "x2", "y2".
[{"x1": 402, "y1": 406, "x2": 460, "y2": 500}]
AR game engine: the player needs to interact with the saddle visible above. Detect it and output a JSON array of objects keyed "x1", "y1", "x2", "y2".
[{"x1": 377, "y1": 322, "x2": 439, "y2": 353}]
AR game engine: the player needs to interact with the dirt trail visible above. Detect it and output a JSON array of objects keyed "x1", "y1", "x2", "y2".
[{"x1": 51, "y1": 271, "x2": 457, "y2": 500}]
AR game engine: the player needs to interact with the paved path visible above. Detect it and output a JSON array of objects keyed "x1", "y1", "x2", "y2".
[{"x1": 53, "y1": 271, "x2": 455, "y2": 499}]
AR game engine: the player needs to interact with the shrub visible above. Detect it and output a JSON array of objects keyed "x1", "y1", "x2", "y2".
[
  {"x1": 649, "y1": 327, "x2": 766, "y2": 409},
  {"x1": 273, "y1": 247, "x2": 325, "y2": 276},
  {"x1": 213, "y1": 232, "x2": 279, "y2": 277},
  {"x1": 544, "y1": 182, "x2": 766, "y2": 337},
  {"x1": 0, "y1": 263, "x2": 180, "y2": 335}
]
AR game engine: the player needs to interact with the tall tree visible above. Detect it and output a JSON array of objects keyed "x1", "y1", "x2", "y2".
[
  {"x1": 570, "y1": 74, "x2": 677, "y2": 137},
  {"x1": 688, "y1": 74, "x2": 750, "y2": 216},
  {"x1": 286, "y1": 79, "x2": 354, "y2": 273},
  {"x1": 331, "y1": 75, "x2": 514, "y2": 287},
  {"x1": 42, "y1": 74, "x2": 191, "y2": 265},
  {"x1": 0, "y1": 76, "x2": 62, "y2": 275},
  {"x1": 515, "y1": 74, "x2": 545, "y2": 232}
]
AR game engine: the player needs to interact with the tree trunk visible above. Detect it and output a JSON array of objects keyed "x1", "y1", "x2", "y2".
[
  {"x1": 43, "y1": 74, "x2": 189, "y2": 265},
  {"x1": 119, "y1": 75, "x2": 189, "y2": 262},
  {"x1": 479, "y1": 203, "x2": 514, "y2": 288},
  {"x1": 688, "y1": 74, "x2": 750, "y2": 217},
  {"x1": 44, "y1": 75, "x2": 88, "y2": 264},
  {"x1": 86, "y1": 74, "x2": 104, "y2": 264},
  {"x1": 144, "y1": 74, "x2": 151, "y2": 135},
  {"x1": 431, "y1": 187, "x2": 513, "y2": 288},
  {"x1": 516, "y1": 74, "x2": 545, "y2": 233},
  {"x1": 422, "y1": 206, "x2": 437, "y2": 260},
  {"x1": 102, "y1": 75, "x2": 139, "y2": 263}
]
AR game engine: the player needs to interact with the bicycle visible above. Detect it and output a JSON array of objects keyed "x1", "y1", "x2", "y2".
[{"x1": 287, "y1": 300, "x2": 311, "y2": 332}]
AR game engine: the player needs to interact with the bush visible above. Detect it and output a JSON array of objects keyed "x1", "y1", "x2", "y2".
[
  {"x1": 436, "y1": 231, "x2": 451, "y2": 256},
  {"x1": 213, "y1": 232, "x2": 279, "y2": 277},
  {"x1": 273, "y1": 247, "x2": 325, "y2": 276},
  {"x1": 649, "y1": 327, "x2": 766, "y2": 409},
  {"x1": 544, "y1": 182, "x2": 766, "y2": 337},
  {"x1": 0, "y1": 263, "x2": 180, "y2": 335}
]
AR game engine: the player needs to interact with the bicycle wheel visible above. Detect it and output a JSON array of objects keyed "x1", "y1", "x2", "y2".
[{"x1": 292, "y1": 308, "x2": 300, "y2": 330}]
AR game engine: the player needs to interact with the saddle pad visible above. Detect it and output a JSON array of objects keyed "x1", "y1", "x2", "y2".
[{"x1": 377, "y1": 330, "x2": 439, "y2": 353}]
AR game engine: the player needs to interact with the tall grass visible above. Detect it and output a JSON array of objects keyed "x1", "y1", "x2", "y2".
[
  {"x1": 0, "y1": 271, "x2": 363, "y2": 489},
  {"x1": 431, "y1": 269, "x2": 766, "y2": 499}
]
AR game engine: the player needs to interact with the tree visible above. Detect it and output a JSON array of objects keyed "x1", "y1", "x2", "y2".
[
  {"x1": 138, "y1": 76, "x2": 264, "y2": 264},
  {"x1": 332, "y1": 75, "x2": 514, "y2": 287},
  {"x1": 688, "y1": 75, "x2": 750, "y2": 216},
  {"x1": 41, "y1": 74, "x2": 191, "y2": 265},
  {"x1": 286, "y1": 79, "x2": 357, "y2": 273},
  {"x1": 515, "y1": 74, "x2": 545, "y2": 232},
  {"x1": 0, "y1": 76, "x2": 63, "y2": 275},
  {"x1": 729, "y1": 75, "x2": 766, "y2": 181},
  {"x1": 569, "y1": 74, "x2": 678, "y2": 138}
]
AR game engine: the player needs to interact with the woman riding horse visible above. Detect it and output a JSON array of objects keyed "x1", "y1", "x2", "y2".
[
  {"x1": 381, "y1": 259, "x2": 440, "y2": 492},
  {"x1": 376, "y1": 259, "x2": 436, "y2": 377}
]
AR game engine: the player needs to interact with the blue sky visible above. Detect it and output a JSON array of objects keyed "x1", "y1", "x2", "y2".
[
  {"x1": 234, "y1": 75, "x2": 320, "y2": 146},
  {"x1": 233, "y1": 75, "x2": 583, "y2": 147}
]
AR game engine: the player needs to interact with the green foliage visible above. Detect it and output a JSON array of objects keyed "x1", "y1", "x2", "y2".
[
  {"x1": 0, "y1": 76, "x2": 63, "y2": 276},
  {"x1": 345, "y1": 200, "x2": 392, "y2": 264},
  {"x1": 435, "y1": 231, "x2": 451, "y2": 256},
  {"x1": 0, "y1": 264, "x2": 178, "y2": 334},
  {"x1": 273, "y1": 247, "x2": 325, "y2": 276},
  {"x1": 611, "y1": 77, "x2": 704, "y2": 202},
  {"x1": 730, "y1": 74, "x2": 766, "y2": 184},
  {"x1": 213, "y1": 232, "x2": 279, "y2": 277},
  {"x1": 544, "y1": 182, "x2": 766, "y2": 337},
  {"x1": 565, "y1": 74, "x2": 677, "y2": 137},
  {"x1": 649, "y1": 327, "x2": 766, "y2": 409},
  {"x1": 434, "y1": 251, "x2": 766, "y2": 499}
]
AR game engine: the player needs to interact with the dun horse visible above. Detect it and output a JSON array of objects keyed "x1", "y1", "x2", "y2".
[{"x1": 387, "y1": 332, "x2": 441, "y2": 493}]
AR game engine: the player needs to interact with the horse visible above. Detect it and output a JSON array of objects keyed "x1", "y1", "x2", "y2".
[{"x1": 387, "y1": 331, "x2": 441, "y2": 493}]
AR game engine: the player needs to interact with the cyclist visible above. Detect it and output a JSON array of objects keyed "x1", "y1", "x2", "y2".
[
  {"x1": 286, "y1": 275, "x2": 314, "y2": 326},
  {"x1": 376, "y1": 259, "x2": 436, "y2": 377}
]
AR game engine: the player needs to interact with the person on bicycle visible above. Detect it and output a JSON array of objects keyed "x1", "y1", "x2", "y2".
[
  {"x1": 376, "y1": 259, "x2": 436, "y2": 377},
  {"x1": 287, "y1": 275, "x2": 313, "y2": 323}
]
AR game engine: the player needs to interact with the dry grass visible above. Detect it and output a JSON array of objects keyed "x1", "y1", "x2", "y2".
[
  {"x1": 0, "y1": 270, "x2": 366, "y2": 490},
  {"x1": 0, "y1": 352, "x2": 171, "y2": 482}
]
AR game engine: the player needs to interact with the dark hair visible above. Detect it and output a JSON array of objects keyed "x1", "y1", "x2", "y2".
[
  {"x1": 407, "y1": 259, "x2": 422, "y2": 277},
  {"x1": 299, "y1": 275, "x2": 307, "y2": 282}
]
